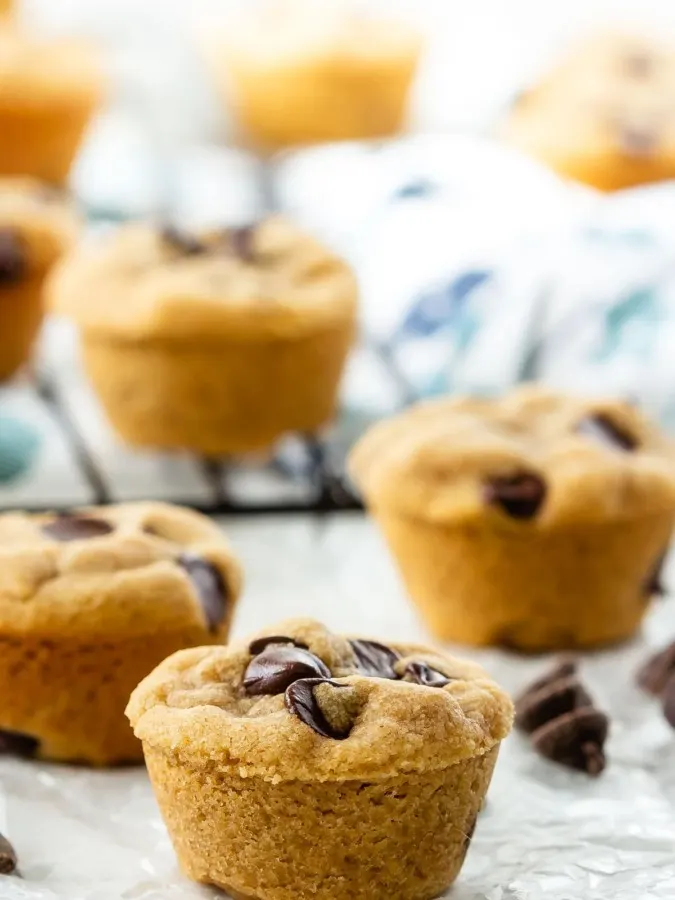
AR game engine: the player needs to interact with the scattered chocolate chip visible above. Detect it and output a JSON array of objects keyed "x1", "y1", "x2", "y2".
[
  {"x1": 0, "y1": 728, "x2": 39, "y2": 758},
  {"x1": 248, "y1": 635, "x2": 309, "y2": 655},
  {"x1": 41, "y1": 514, "x2": 114, "y2": 542},
  {"x1": 243, "y1": 645, "x2": 330, "y2": 696},
  {"x1": 636, "y1": 641, "x2": 675, "y2": 695},
  {"x1": 285, "y1": 678, "x2": 351, "y2": 739},
  {"x1": 178, "y1": 553, "x2": 228, "y2": 631},
  {"x1": 618, "y1": 126, "x2": 658, "y2": 157},
  {"x1": 0, "y1": 228, "x2": 26, "y2": 286},
  {"x1": 662, "y1": 676, "x2": 675, "y2": 729},
  {"x1": 0, "y1": 833, "x2": 17, "y2": 875},
  {"x1": 532, "y1": 708, "x2": 608, "y2": 776},
  {"x1": 349, "y1": 639, "x2": 400, "y2": 679},
  {"x1": 229, "y1": 225, "x2": 256, "y2": 262},
  {"x1": 402, "y1": 661, "x2": 453, "y2": 688},
  {"x1": 516, "y1": 661, "x2": 608, "y2": 775},
  {"x1": 577, "y1": 413, "x2": 638, "y2": 451},
  {"x1": 161, "y1": 226, "x2": 207, "y2": 256},
  {"x1": 515, "y1": 676, "x2": 592, "y2": 734},
  {"x1": 483, "y1": 473, "x2": 547, "y2": 520}
]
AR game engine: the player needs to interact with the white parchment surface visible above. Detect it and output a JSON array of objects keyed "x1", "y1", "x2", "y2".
[{"x1": 2, "y1": 515, "x2": 675, "y2": 900}]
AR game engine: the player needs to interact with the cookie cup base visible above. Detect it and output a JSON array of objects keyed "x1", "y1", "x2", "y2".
[
  {"x1": 81, "y1": 324, "x2": 354, "y2": 455},
  {"x1": 144, "y1": 744, "x2": 499, "y2": 900},
  {"x1": 375, "y1": 508, "x2": 674, "y2": 651},
  {"x1": 0, "y1": 628, "x2": 221, "y2": 765}
]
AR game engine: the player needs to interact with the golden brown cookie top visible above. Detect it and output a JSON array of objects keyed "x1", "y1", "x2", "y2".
[
  {"x1": 48, "y1": 218, "x2": 358, "y2": 341},
  {"x1": 127, "y1": 617, "x2": 513, "y2": 782},
  {"x1": 0, "y1": 502, "x2": 242, "y2": 640},
  {"x1": 503, "y1": 32, "x2": 675, "y2": 164},
  {"x1": 349, "y1": 386, "x2": 675, "y2": 526},
  {"x1": 0, "y1": 178, "x2": 78, "y2": 273},
  {"x1": 0, "y1": 23, "x2": 102, "y2": 103}
]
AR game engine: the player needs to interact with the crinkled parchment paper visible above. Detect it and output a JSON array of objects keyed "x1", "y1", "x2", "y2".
[{"x1": 2, "y1": 516, "x2": 675, "y2": 900}]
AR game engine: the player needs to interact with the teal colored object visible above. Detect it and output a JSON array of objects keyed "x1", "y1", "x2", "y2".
[
  {"x1": 594, "y1": 287, "x2": 661, "y2": 362},
  {"x1": 0, "y1": 415, "x2": 40, "y2": 483}
]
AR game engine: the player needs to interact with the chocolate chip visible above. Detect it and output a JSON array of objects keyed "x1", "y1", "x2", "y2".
[
  {"x1": 515, "y1": 676, "x2": 592, "y2": 734},
  {"x1": 229, "y1": 225, "x2": 256, "y2": 262},
  {"x1": 483, "y1": 473, "x2": 547, "y2": 519},
  {"x1": 520, "y1": 659, "x2": 577, "y2": 696},
  {"x1": 624, "y1": 52, "x2": 654, "y2": 77},
  {"x1": 618, "y1": 126, "x2": 658, "y2": 157},
  {"x1": 248, "y1": 635, "x2": 309, "y2": 655},
  {"x1": 0, "y1": 228, "x2": 26, "y2": 286},
  {"x1": 285, "y1": 678, "x2": 351, "y2": 739},
  {"x1": 41, "y1": 514, "x2": 114, "y2": 542},
  {"x1": 349, "y1": 639, "x2": 400, "y2": 679},
  {"x1": 243, "y1": 645, "x2": 330, "y2": 696},
  {"x1": 0, "y1": 833, "x2": 17, "y2": 875},
  {"x1": 402, "y1": 661, "x2": 453, "y2": 688},
  {"x1": 636, "y1": 641, "x2": 675, "y2": 695},
  {"x1": 531, "y1": 708, "x2": 608, "y2": 776},
  {"x1": 662, "y1": 676, "x2": 675, "y2": 729},
  {"x1": 177, "y1": 553, "x2": 227, "y2": 631},
  {"x1": 577, "y1": 413, "x2": 638, "y2": 451},
  {"x1": 0, "y1": 728, "x2": 39, "y2": 758},
  {"x1": 161, "y1": 226, "x2": 207, "y2": 256}
]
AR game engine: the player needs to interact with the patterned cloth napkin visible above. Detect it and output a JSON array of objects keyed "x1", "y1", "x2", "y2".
[{"x1": 3, "y1": 133, "x2": 675, "y2": 501}]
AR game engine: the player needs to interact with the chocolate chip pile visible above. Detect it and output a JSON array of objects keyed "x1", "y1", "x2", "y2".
[
  {"x1": 515, "y1": 660, "x2": 609, "y2": 776},
  {"x1": 637, "y1": 640, "x2": 675, "y2": 728},
  {"x1": 242, "y1": 635, "x2": 452, "y2": 739}
]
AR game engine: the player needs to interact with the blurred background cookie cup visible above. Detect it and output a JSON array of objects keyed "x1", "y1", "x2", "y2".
[
  {"x1": 203, "y1": 0, "x2": 423, "y2": 152},
  {"x1": 0, "y1": 178, "x2": 78, "y2": 381},
  {"x1": 47, "y1": 218, "x2": 358, "y2": 456},
  {"x1": 0, "y1": 23, "x2": 103, "y2": 184}
]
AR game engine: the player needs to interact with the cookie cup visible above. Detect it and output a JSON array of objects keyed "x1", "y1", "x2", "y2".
[
  {"x1": 0, "y1": 178, "x2": 78, "y2": 379},
  {"x1": 128, "y1": 621, "x2": 512, "y2": 900},
  {"x1": 0, "y1": 503, "x2": 242, "y2": 765},
  {"x1": 350, "y1": 389, "x2": 675, "y2": 651}
]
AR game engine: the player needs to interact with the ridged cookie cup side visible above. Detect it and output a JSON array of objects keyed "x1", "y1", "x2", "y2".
[
  {"x1": 142, "y1": 744, "x2": 498, "y2": 900},
  {"x1": 0, "y1": 503, "x2": 242, "y2": 765},
  {"x1": 78, "y1": 319, "x2": 355, "y2": 455},
  {"x1": 127, "y1": 620, "x2": 513, "y2": 899},
  {"x1": 349, "y1": 388, "x2": 675, "y2": 651}
]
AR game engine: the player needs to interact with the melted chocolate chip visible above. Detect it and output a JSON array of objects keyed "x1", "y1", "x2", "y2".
[
  {"x1": 618, "y1": 126, "x2": 658, "y2": 157},
  {"x1": 41, "y1": 514, "x2": 114, "y2": 542},
  {"x1": 0, "y1": 228, "x2": 26, "y2": 286},
  {"x1": 402, "y1": 661, "x2": 453, "y2": 688},
  {"x1": 285, "y1": 678, "x2": 350, "y2": 739},
  {"x1": 349, "y1": 639, "x2": 400, "y2": 679},
  {"x1": 229, "y1": 225, "x2": 256, "y2": 262},
  {"x1": 515, "y1": 676, "x2": 592, "y2": 734},
  {"x1": 0, "y1": 833, "x2": 17, "y2": 875},
  {"x1": 483, "y1": 473, "x2": 547, "y2": 520},
  {"x1": 248, "y1": 635, "x2": 309, "y2": 655},
  {"x1": 577, "y1": 413, "x2": 638, "y2": 451},
  {"x1": 531, "y1": 708, "x2": 608, "y2": 776},
  {"x1": 178, "y1": 553, "x2": 227, "y2": 631},
  {"x1": 636, "y1": 641, "x2": 675, "y2": 695},
  {"x1": 243, "y1": 645, "x2": 330, "y2": 696},
  {"x1": 0, "y1": 728, "x2": 39, "y2": 758},
  {"x1": 643, "y1": 553, "x2": 667, "y2": 598},
  {"x1": 161, "y1": 226, "x2": 207, "y2": 256}
]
